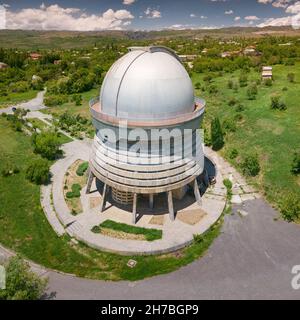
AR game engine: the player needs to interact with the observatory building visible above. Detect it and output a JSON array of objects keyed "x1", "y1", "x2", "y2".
[{"x1": 87, "y1": 46, "x2": 206, "y2": 223}]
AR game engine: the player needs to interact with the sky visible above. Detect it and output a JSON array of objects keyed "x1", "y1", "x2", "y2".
[{"x1": 1, "y1": 0, "x2": 300, "y2": 31}]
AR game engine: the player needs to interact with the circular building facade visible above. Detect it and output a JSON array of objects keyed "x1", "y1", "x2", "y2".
[{"x1": 88, "y1": 46, "x2": 206, "y2": 223}]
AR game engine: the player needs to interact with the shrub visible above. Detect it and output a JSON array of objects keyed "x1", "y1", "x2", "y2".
[
  {"x1": 25, "y1": 159, "x2": 50, "y2": 185},
  {"x1": 264, "y1": 78, "x2": 273, "y2": 87},
  {"x1": 223, "y1": 118, "x2": 236, "y2": 133},
  {"x1": 203, "y1": 74, "x2": 212, "y2": 83},
  {"x1": 235, "y1": 104, "x2": 245, "y2": 112},
  {"x1": 241, "y1": 154, "x2": 260, "y2": 177},
  {"x1": 211, "y1": 117, "x2": 224, "y2": 151},
  {"x1": 0, "y1": 256, "x2": 47, "y2": 300},
  {"x1": 279, "y1": 193, "x2": 300, "y2": 222},
  {"x1": 228, "y1": 97, "x2": 238, "y2": 106},
  {"x1": 228, "y1": 148, "x2": 238, "y2": 159},
  {"x1": 287, "y1": 73, "x2": 295, "y2": 83},
  {"x1": 291, "y1": 151, "x2": 300, "y2": 175},
  {"x1": 239, "y1": 74, "x2": 248, "y2": 87},
  {"x1": 44, "y1": 94, "x2": 68, "y2": 107},
  {"x1": 71, "y1": 94, "x2": 82, "y2": 106},
  {"x1": 195, "y1": 82, "x2": 201, "y2": 90},
  {"x1": 227, "y1": 80, "x2": 233, "y2": 89},
  {"x1": 66, "y1": 183, "x2": 82, "y2": 198},
  {"x1": 208, "y1": 85, "x2": 218, "y2": 94},
  {"x1": 282, "y1": 87, "x2": 288, "y2": 91},
  {"x1": 76, "y1": 162, "x2": 89, "y2": 176},
  {"x1": 247, "y1": 83, "x2": 258, "y2": 100},
  {"x1": 223, "y1": 178, "x2": 233, "y2": 200},
  {"x1": 271, "y1": 96, "x2": 287, "y2": 111},
  {"x1": 32, "y1": 132, "x2": 61, "y2": 160}
]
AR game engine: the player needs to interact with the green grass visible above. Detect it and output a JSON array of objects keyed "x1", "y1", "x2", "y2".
[
  {"x1": 98, "y1": 220, "x2": 162, "y2": 241},
  {"x1": 0, "y1": 90, "x2": 37, "y2": 108},
  {"x1": 0, "y1": 116, "x2": 222, "y2": 281},
  {"x1": 192, "y1": 63, "x2": 300, "y2": 207}
]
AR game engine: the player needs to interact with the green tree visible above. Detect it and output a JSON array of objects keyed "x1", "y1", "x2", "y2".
[
  {"x1": 241, "y1": 154, "x2": 260, "y2": 177},
  {"x1": 271, "y1": 96, "x2": 287, "y2": 111},
  {"x1": 0, "y1": 256, "x2": 47, "y2": 300},
  {"x1": 239, "y1": 74, "x2": 248, "y2": 87},
  {"x1": 211, "y1": 117, "x2": 224, "y2": 151},
  {"x1": 32, "y1": 132, "x2": 61, "y2": 160},
  {"x1": 247, "y1": 83, "x2": 258, "y2": 100},
  {"x1": 291, "y1": 151, "x2": 300, "y2": 175},
  {"x1": 26, "y1": 159, "x2": 50, "y2": 185}
]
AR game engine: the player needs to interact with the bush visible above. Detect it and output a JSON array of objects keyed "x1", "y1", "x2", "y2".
[
  {"x1": 26, "y1": 159, "x2": 50, "y2": 185},
  {"x1": 235, "y1": 104, "x2": 245, "y2": 112},
  {"x1": 291, "y1": 151, "x2": 300, "y2": 175},
  {"x1": 264, "y1": 78, "x2": 273, "y2": 87},
  {"x1": 76, "y1": 162, "x2": 89, "y2": 176},
  {"x1": 32, "y1": 132, "x2": 61, "y2": 160},
  {"x1": 208, "y1": 85, "x2": 218, "y2": 94},
  {"x1": 279, "y1": 193, "x2": 300, "y2": 222},
  {"x1": 287, "y1": 73, "x2": 295, "y2": 83},
  {"x1": 71, "y1": 94, "x2": 82, "y2": 106},
  {"x1": 44, "y1": 94, "x2": 68, "y2": 107},
  {"x1": 0, "y1": 256, "x2": 47, "y2": 300},
  {"x1": 271, "y1": 96, "x2": 287, "y2": 111},
  {"x1": 211, "y1": 117, "x2": 224, "y2": 151},
  {"x1": 228, "y1": 148, "x2": 238, "y2": 159},
  {"x1": 66, "y1": 183, "x2": 82, "y2": 198},
  {"x1": 228, "y1": 97, "x2": 238, "y2": 106},
  {"x1": 227, "y1": 80, "x2": 233, "y2": 89},
  {"x1": 247, "y1": 83, "x2": 258, "y2": 100},
  {"x1": 223, "y1": 118, "x2": 236, "y2": 133},
  {"x1": 241, "y1": 154, "x2": 260, "y2": 177},
  {"x1": 239, "y1": 74, "x2": 248, "y2": 87},
  {"x1": 195, "y1": 82, "x2": 201, "y2": 90}
]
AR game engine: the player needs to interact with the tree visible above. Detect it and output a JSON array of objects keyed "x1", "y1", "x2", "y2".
[
  {"x1": 26, "y1": 159, "x2": 50, "y2": 185},
  {"x1": 32, "y1": 132, "x2": 61, "y2": 160},
  {"x1": 291, "y1": 151, "x2": 300, "y2": 175},
  {"x1": 241, "y1": 154, "x2": 260, "y2": 177},
  {"x1": 211, "y1": 117, "x2": 224, "y2": 151},
  {"x1": 287, "y1": 72, "x2": 295, "y2": 83},
  {"x1": 239, "y1": 74, "x2": 248, "y2": 87},
  {"x1": 0, "y1": 256, "x2": 47, "y2": 300}
]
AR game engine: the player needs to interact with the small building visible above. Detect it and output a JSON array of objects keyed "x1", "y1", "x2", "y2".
[
  {"x1": 29, "y1": 53, "x2": 42, "y2": 61},
  {"x1": 178, "y1": 54, "x2": 197, "y2": 62},
  {"x1": 0, "y1": 62, "x2": 8, "y2": 69},
  {"x1": 262, "y1": 66, "x2": 273, "y2": 80}
]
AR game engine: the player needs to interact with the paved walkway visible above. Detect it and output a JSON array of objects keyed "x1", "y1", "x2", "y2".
[{"x1": 43, "y1": 139, "x2": 227, "y2": 255}]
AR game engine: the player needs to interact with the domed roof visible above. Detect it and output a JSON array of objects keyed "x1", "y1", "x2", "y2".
[{"x1": 100, "y1": 46, "x2": 195, "y2": 121}]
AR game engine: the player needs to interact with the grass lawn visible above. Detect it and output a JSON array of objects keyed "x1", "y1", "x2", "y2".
[
  {"x1": 0, "y1": 90, "x2": 38, "y2": 109},
  {"x1": 93, "y1": 220, "x2": 163, "y2": 241},
  {"x1": 0, "y1": 117, "x2": 222, "y2": 280},
  {"x1": 192, "y1": 63, "x2": 300, "y2": 206}
]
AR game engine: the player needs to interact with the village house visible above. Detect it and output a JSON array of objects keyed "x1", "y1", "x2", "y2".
[
  {"x1": 0, "y1": 62, "x2": 9, "y2": 69},
  {"x1": 262, "y1": 66, "x2": 273, "y2": 80}
]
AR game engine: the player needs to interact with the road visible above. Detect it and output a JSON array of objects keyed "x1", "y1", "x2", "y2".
[
  {"x1": 0, "y1": 90, "x2": 46, "y2": 114},
  {"x1": 46, "y1": 198, "x2": 300, "y2": 300}
]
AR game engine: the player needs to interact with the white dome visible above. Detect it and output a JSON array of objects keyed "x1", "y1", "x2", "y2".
[{"x1": 100, "y1": 47, "x2": 195, "y2": 120}]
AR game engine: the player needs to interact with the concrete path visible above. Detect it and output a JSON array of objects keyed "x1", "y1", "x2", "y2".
[{"x1": 0, "y1": 90, "x2": 46, "y2": 114}]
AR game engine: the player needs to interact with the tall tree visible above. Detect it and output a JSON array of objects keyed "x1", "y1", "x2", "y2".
[{"x1": 211, "y1": 117, "x2": 224, "y2": 151}]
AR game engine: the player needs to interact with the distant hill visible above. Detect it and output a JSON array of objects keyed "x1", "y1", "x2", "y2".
[{"x1": 1, "y1": 27, "x2": 300, "y2": 49}]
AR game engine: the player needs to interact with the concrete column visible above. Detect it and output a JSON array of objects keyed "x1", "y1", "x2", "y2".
[
  {"x1": 86, "y1": 170, "x2": 94, "y2": 194},
  {"x1": 194, "y1": 179, "x2": 202, "y2": 206},
  {"x1": 149, "y1": 194, "x2": 154, "y2": 210},
  {"x1": 100, "y1": 183, "x2": 107, "y2": 213},
  {"x1": 167, "y1": 191, "x2": 175, "y2": 221},
  {"x1": 132, "y1": 193, "x2": 138, "y2": 224}
]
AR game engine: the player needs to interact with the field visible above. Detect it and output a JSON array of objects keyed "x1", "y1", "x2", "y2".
[
  {"x1": 0, "y1": 116, "x2": 221, "y2": 280},
  {"x1": 193, "y1": 63, "x2": 300, "y2": 205}
]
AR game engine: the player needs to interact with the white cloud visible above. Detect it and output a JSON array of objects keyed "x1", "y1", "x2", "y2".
[
  {"x1": 4, "y1": 4, "x2": 134, "y2": 31},
  {"x1": 225, "y1": 10, "x2": 234, "y2": 15},
  {"x1": 234, "y1": 16, "x2": 241, "y2": 21},
  {"x1": 257, "y1": 15, "x2": 293, "y2": 26},
  {"x1": 257, "y1": 0, "x2": 273, "y2": 4},
  {"x1": 257, "y1": 0, "x2": 293, "y2": 8},
  {"x1": 190, "y1": 13, "x2": 196, "y2": 18},
  {"x1": 200, "y1": 15, "x2": 208, "y2": 19},
  {"x1": 144, "y1": 7, "x2": 161, "y2": 19},
  {"x1": 123, "y1": 0, "x2": 136, "y2": 5},
  {"x1": 286, "y1": 1, "x2": 300, "y2": 13},
  {"x1": 244, "y1": 15, "x2": 260, "y2": 20}
]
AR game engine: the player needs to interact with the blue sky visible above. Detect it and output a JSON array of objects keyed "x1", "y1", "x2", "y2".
[{"x1": 1, "y1": 0, "x2": 300, "y2": 30}]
